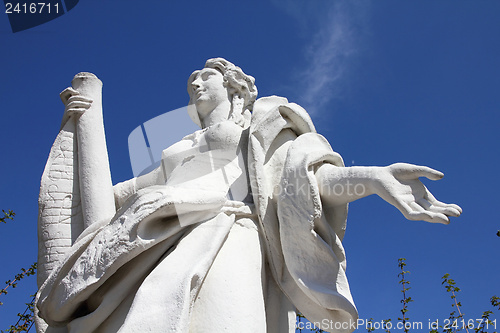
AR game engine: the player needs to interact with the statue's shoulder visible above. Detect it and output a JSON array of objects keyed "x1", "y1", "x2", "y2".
[
  {"x1": 252, "y1": 96, "x2": 289, "y2": 119},
  {"x1": 249, "y1": 96, "x2": 316, "y2": 151}
]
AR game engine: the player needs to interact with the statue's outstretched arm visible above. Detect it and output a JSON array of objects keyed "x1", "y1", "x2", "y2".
[{"x1": 315, "y1": 163, "x2": 462, "y2": 224}]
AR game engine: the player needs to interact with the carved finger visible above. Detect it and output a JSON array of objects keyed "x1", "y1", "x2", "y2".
[
  {"x1": 404, "y1": 202, "x2": 450, "y2": 224},
  {"x1": 391, "y1": 163, "x2": 444, "y2": 180},
  {"x1": 447, "y1": 203, "x2": 462, "y2": 214},
  {"x1": 60, "y1": 87, "x2": 79, "y2": 104},
  {"x1": 66, "y1": 100, "x2": 92, "y2": 111},
  {"x1": 65, "y1": 102, "x2": 92, "y2": 116},
  {"x1": 67, "y1": 95, "x2": 93, "y2": 104},
  {"x1": 417, "y1": 198, "x2": 461, "y2": 217},
  {"x1": 397, "y1": 201, "x2": 428, "y2": 221},
  {"x1": 424, "y1": 191, "x2": 463, "y2": 214}
]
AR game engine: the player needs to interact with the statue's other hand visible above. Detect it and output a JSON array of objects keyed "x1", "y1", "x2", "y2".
[
  {"x1": 375, "y1": 163, "x2": 462, "y2": 224},
  {"x1": 60, "y1": 87, "x2": 93, "y2": 115}
]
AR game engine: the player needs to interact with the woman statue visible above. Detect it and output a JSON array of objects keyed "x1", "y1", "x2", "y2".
[{"x1": 36, "y1": 58, "x2": 461, "y2": 333}]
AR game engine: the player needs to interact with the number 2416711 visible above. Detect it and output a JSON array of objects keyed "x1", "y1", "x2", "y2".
[{"x1": 5, "y1": 3, "x2": 60, "y2": 14}]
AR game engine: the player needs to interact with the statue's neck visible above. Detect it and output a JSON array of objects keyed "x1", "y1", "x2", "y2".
[{"x1": 200, "y1": 100, "x2": 232, "y2": 128}]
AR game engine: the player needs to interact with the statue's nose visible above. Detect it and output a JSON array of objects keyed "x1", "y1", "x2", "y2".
[{"x1": 191, "y1": 79, "x2": 201, "y2": 90}]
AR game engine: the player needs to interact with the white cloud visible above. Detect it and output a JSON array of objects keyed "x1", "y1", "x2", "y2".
[{"x1": 277, "y1": 1, "x2": 370, "y2": 115}]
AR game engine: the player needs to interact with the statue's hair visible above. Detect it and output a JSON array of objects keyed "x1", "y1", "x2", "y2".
[{"x1": 187, "y1": 58, "x2": 258, "y2": 127}]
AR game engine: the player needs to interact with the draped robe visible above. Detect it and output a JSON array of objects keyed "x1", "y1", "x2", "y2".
[{"x1": 37, "y1": 96, "x2": 358, "y2": 333}]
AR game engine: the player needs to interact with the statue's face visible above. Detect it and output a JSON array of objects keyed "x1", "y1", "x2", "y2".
[{"x1": 190, "y1": 68, "x2": 229, "y2": 117}]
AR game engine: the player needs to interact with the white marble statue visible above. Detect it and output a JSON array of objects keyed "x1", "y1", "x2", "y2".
[{"x1": 36, "y1": 58, "x2": 461, "y2": 333}]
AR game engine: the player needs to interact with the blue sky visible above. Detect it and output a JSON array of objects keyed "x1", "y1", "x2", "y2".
[{"x1": 0, "y1": 0, "x2": 499, "y2": 331}]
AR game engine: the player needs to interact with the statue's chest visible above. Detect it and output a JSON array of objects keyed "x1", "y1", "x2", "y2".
[{"x1": 160, "y1": 122, "x2": 249, "y2": 199}]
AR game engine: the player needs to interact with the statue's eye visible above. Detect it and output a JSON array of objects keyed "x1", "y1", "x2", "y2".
[{"x1": 201, "y1": 72, "x2": 216, "y2": 81}]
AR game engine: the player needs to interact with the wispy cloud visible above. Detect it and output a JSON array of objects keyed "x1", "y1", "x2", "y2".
[{"x1": 276, "y1": 0, "x2": 370, "y2": 115}]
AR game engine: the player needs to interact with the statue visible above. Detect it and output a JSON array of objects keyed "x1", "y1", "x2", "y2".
[{"x1": 35, "y1": 58, "x2": 461, "y2": 333}]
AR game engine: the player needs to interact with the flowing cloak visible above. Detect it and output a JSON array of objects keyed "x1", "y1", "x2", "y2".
[{"x1": 36, "y1": 96, "x2": 358, "y2": 333}]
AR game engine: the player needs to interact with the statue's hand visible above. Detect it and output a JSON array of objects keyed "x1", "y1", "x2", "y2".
[
  {"x1": 60, "y1": 87, "x2": 93, "y2": 115},
  {"x1": 374, "y1": 163, "x2": 462, "y2": 224}
]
